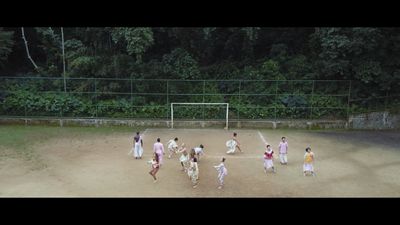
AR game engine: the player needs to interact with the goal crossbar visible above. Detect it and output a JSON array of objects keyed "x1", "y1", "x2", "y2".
[{"x1": 170, "y1": 103, "x2": 229, "y2": 129}]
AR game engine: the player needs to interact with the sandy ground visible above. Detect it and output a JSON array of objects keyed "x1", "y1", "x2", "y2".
[{"x1": 1, "y1": 128, "x2": 400, "y2": 197}]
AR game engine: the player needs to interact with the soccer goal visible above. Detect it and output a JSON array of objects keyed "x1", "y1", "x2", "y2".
[{"x1": 170, "y1": 103, "x2": 229, "y2": 129}]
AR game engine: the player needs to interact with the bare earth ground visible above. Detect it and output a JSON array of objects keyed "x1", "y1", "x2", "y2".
[{"x1": 1, "y1": 127, "x2": 400, "y2": 197}]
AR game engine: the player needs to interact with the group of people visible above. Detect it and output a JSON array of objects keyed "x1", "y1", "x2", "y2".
[
  {"x1": 130, "y1": 130, "x2": 316, "y2": 189},
  {"x1": 261, "y1": 136, "x2": 289, "y2": 173},
  {"x1": 226, "y1": 133, "x2": 315, "y2": 176},
  {"x1": 166, "y1": 137, "x2": 201, "y2": 188},
  {"x1": 130, "y1": 132, "x2": 226, "y2": 188},
  {"x1": 261, "y1": 136, "x2": 315, "y2": 176},
  {"x1": 165, "y1": 137, "x2": 227, "y2": 189}
]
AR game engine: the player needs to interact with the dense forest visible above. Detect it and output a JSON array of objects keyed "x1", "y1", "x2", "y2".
[{"x1": 0, "y1": 27, "x2": 399, "y2": 120}]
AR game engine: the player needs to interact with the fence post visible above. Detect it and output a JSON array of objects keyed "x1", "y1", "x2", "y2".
[
  {"x1": 130, "y1": 78, "x2": 133, "y2": 118},
  {"x1": 384, "y1": 90, "x2": 389, "y2": 111},
  {"x1": 23, "y1": 80, "x2": 28, "y2": 126},
  {"x1": 310, "y1": 80, "x2": 315, "y2": 119},
  {"x1": 347, "y1": 80, "x2": 352, "y2": 121},
  {"x1": 166, "y1": 80, "x2": 169, "y2": 119},
  {"x1": 60, "y1": 105, "x2": 63, "y2": 127},
  {"x1": 24, "y1": 100, "x2": 27, "y2": 126},
  {"x1": 226, "y1": 103, "x2": 229, "y2": 129},
  {"x1": 275, "y1": 80, "x2": 278, "y2": 121},
  {"x1": 238, "y1": 81, "x2": 241, "y2": 120},
  {"x1": 171, "y1": 103, "x2": 173, "y2": 129},
  {"x1": 94, "y1": 78, "x2": 97, "y2": 118},
  {"x1": 202, "y1": 80, "x2": 205, "y2": 120},
  {"x1": 61, "y1": 27, "x2": 67, "y2": 93}
]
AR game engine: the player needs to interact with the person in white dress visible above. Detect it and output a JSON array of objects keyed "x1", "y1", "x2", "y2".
[
  {"x1": 214, "y1": 158, "x2": 228, "y2": 189},
  {"x1": 278, "y1": 137, "x2": 288, "y2": 165},
  {"x1": 178, "y1": 143, "x2": 189, "y2": 172},
  {"x1": 133, "y1": 131, "x2": 143, "y2": 159},
  {"x1": 187, "y1": 156, "x2": 199, "y2": 188},
  {"x1": 167, "y1": 137, "x2": 179, "y2": 159},
  {"x1": 193, "y1": 144, "x2": 204, "y2": 161},
  {"x1": 226, "y1": 132, "x2": 242, "y2": 154}
]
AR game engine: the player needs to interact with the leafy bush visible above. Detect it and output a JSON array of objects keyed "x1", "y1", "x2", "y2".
[
  {"x1": 0, "y1": 78, "x2": 382, "y2": 120},
  {"x1": 2, "y1": 89, "x2": 92, "y2": 117},
  {"x1": 162, "y1": 48, "x2": 201, "y2": 79},
  {"x1": 68, "y1": 56, "x2": 97, "y2": 77}
]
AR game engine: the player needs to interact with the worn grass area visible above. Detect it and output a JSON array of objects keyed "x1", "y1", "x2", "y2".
[
  {"x1": 0, "y1": 125, "x2": 135, "y2": 170},
  {"x1": 0, "y1": 125, "x2": 134, "y2": 148},
  {"x1": 1, "y1": 125, "x2": 400, "y2": 196}
]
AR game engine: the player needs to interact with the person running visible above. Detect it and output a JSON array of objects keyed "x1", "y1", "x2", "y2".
[
  {"x1": 153, "y1": 138, "x2": 165, "y2": 166},
  {"x1": 148, "y1": 153, "x2": 160, "y2": 183},
  {"x1": 214, "y1": 157, "x2": 228, "y2": 189},
  {"x1": 232, "y1": 132, "x2": 242, "y2": 152},
  {"x1": 178, "y1": 143, "x2": 189, "y2": 172},
  {"x1": 167, "y1": 137, "x2": 179, "y2": 159},
  {"x1": 193, "y1": 144, "x2": 204, "y2": 161}
]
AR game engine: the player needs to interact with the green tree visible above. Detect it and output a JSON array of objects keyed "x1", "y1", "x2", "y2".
[
  {"x1": 162, "y1": 48, "x2": 200, "y2": 79},
  {"x1": 0, "y1": 28, "x2": 14, "y2": 67},
  {"x1": 111, "y1": 27, "x2": 154, "y2": 63},
  {"x1": 35, "y1": 27, "x2": 62, "y2": 74}
]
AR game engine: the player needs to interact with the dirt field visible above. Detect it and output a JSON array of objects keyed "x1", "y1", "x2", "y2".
[{"x1": 1, "y1": 125, "x2": 400, "y2": 197}]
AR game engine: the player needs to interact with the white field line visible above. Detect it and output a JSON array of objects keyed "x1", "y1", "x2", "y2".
[
  {"x1": 200, "y1": 155, "x2": 263, "y2": 159},
  {"x1": 163, "y1": 128, "x2": 231, "y2": 132},
  {"x1": 257, "y1": 130, "x2": 268, "y2": 144}
]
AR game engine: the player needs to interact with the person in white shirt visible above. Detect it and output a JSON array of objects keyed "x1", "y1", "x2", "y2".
[
  {"x1": 214, "y1": 158, "x2": 228, "y2": 189},
  {"x1": 278, "y1": 137, "x2": 288, "y2": 165},
  {"x1": 167, "y1": 137, "x2": 179, "y2": 159},
  {"x1": 177, "y1": 143, "x2": 189, "y2": 172},
  {"x1": 226, "y1": 132, "x2": 242, "y2": 154},
  {"x1": 188, "y1": 156, "x2": 199, "y2": 188},
  {"x1": 133, "y1": 131, "x2": 143, "y2": 159},
  {"x1": 193, "y1": 144, "x2": 204, "y2": 161}
]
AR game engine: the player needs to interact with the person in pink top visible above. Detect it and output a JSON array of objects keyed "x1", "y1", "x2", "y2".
[
  {"x1": 153, "y1": 138, "x2": 165, "y2": 166},
  {"x1": 278, "y1": 137, "x2": 288, "y2": 165}
]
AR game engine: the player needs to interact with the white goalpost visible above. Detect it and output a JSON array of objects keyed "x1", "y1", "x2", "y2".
[{"x1": 170, "y1": 103, "x2": 229, "y2": 129}]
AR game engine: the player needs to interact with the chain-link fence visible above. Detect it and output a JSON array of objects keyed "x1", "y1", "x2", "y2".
[
  {"x1": 349, "y1": 95, "x2": 400, "y2": 115},
  {"x1": 0, "y1": 77, "x2": 374, "y2": 120}
]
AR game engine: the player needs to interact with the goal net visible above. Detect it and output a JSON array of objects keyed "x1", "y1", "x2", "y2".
[{"x1": 170, "y1": 103, "x2": 229, "y2": 129}]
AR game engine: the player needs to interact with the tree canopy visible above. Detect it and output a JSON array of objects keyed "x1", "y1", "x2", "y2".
[
  {"x1": 0, "y1": 27, "x2": 399, "y2": 119},
  {"x1": 1, "y1": 27, "x2": 398, "y2": 87}
]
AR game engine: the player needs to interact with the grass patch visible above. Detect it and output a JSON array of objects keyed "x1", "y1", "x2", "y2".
[
  {"x1": 0, "y1": 125, "x2": 136, "y2": 149},
  {"x1": 0, "y1": 125, "x2": 139, "y2": 169}
]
